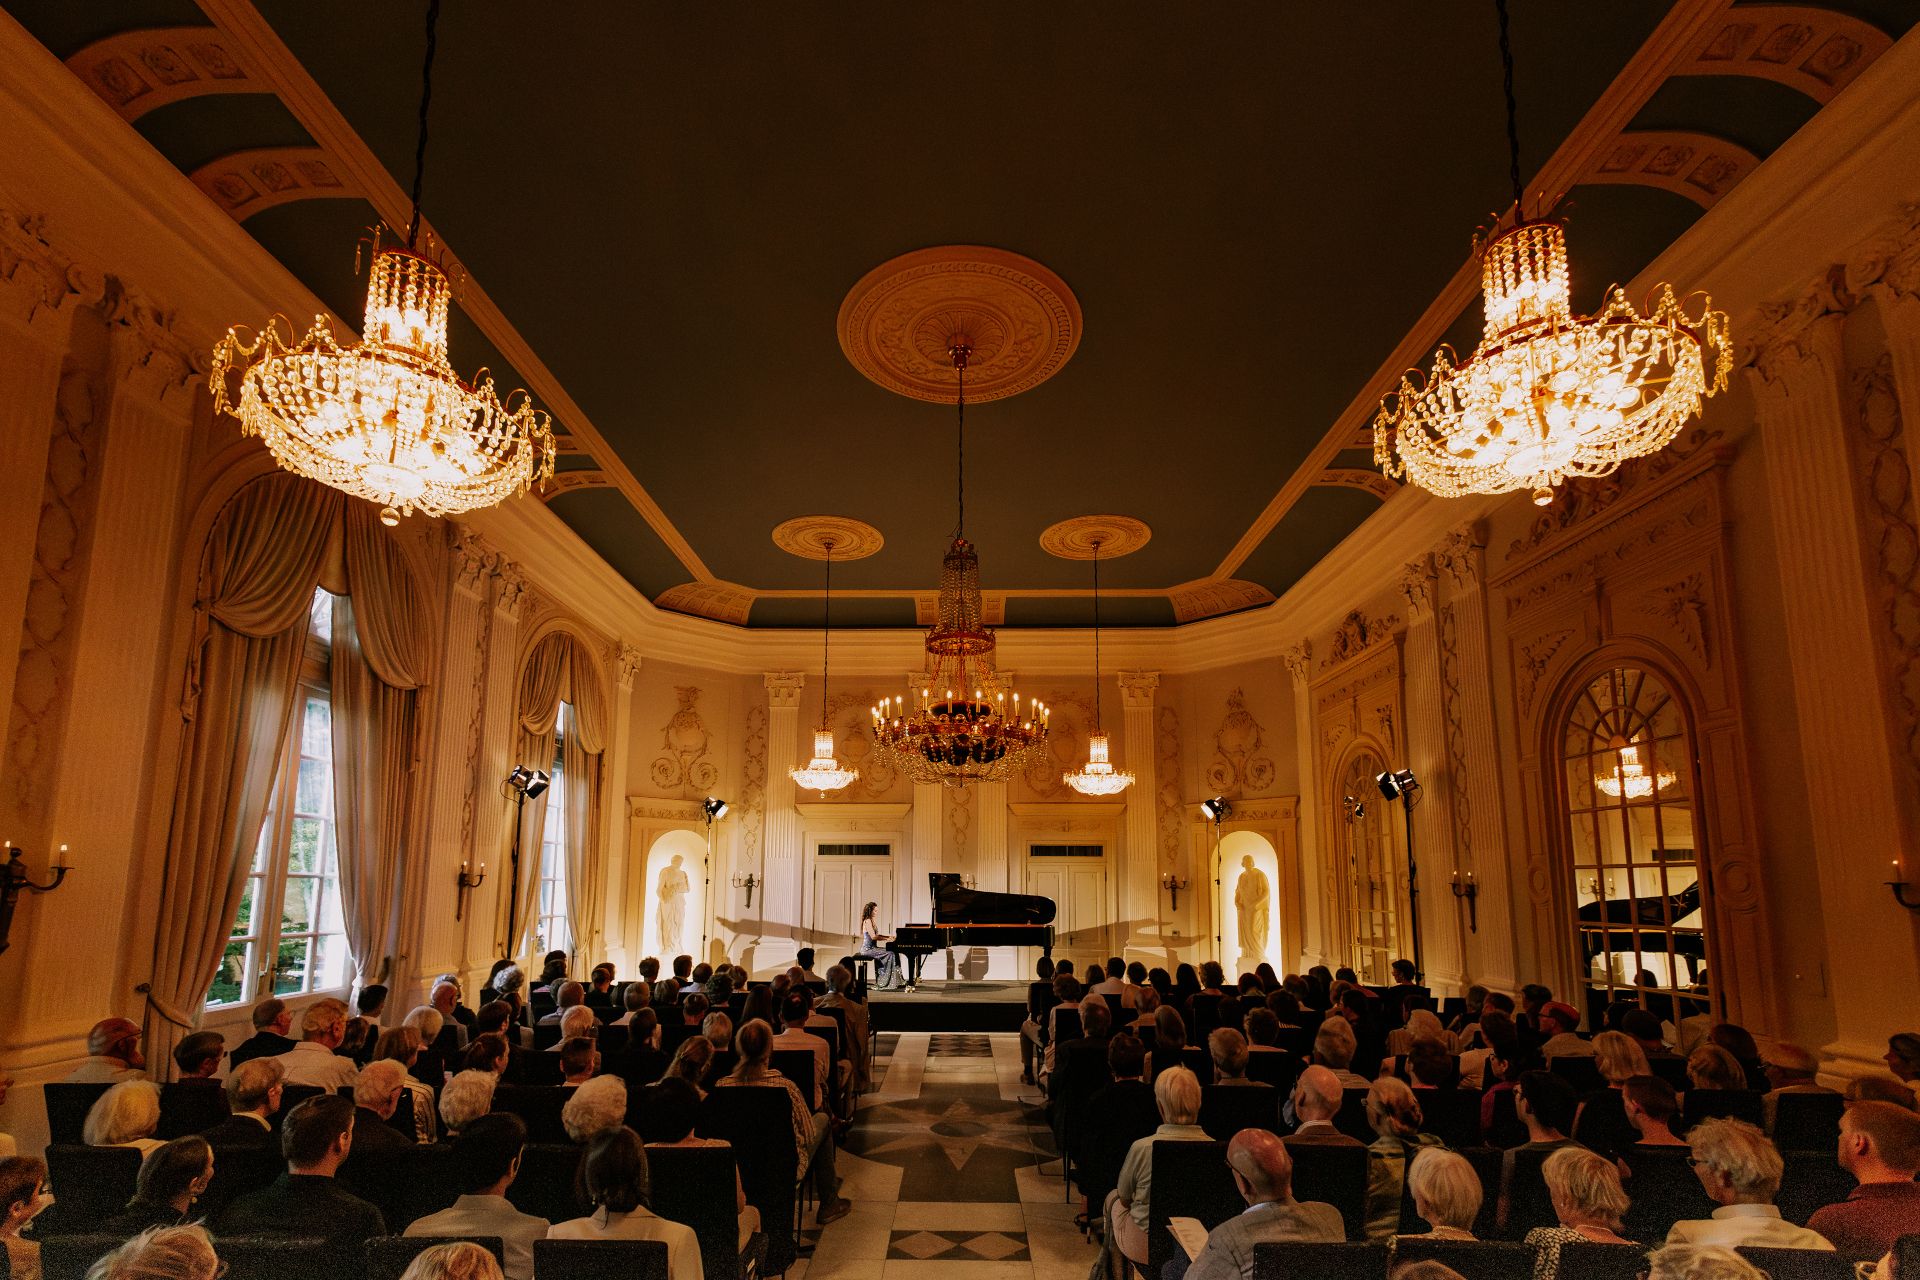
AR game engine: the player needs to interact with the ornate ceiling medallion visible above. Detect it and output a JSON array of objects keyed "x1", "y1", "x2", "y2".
[
  {"x1": 771, "y1": 515, "x2": 885, "y2": 562},
  {"x1": 1038, "y1": 515, "x2": 1152, "y2": 561},
  {"x1": 837, "y1": 246, "x2": 1083, "y2": 403}
]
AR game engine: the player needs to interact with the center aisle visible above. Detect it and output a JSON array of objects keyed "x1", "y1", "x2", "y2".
[{"x1": 792, "y1": 1031, "x2": 1103, "y2": 1280}]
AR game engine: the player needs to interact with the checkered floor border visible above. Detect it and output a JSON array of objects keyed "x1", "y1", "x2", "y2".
[{"x1": 887, "y1": 1229, "x2": 1032, "y2": 1261}]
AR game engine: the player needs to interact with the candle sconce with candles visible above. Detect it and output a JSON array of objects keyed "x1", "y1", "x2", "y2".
[
  {"x1": 1, "y1": 841, "x2": 72, "y2": 954},
  {"x1": 1449, "y1": 871, "x2": 1479, "y2": 933},
  {"x1": 1890, "y1": 858, "x2": 1920, "y2": 912},
  {"x1": 731, "y1": 872, "x2": 759, "y2": 909},
  {"x1": 454, "y1": 860, "x2": 486, "y2": 922},
  {"x1": 1161, "y1": 873, "x2": 1189, "y2": 910}
]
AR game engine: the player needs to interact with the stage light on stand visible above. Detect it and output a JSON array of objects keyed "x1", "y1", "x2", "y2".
[
  {"x1": 1201, "y1": 796, "x2": 1232, "y2": 822},
  {"x1": 703, "y1": 797, "x2": 729, "y2": 823},
  {"x1": 1376, "y1": 765, "x2": 1425, "y2": 984},
  {"x1": 501, "y1": 765, "x2": 553, "y2": 955}
]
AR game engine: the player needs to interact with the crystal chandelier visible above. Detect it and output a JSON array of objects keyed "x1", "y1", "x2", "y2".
[
  {"x1": 1372, "y1": 0, "x2": 1731, "y2": 507},
  {"x1": 1594, "y1": 738, "x2": 1677, "y2": 800},
  {"x1": 1064, "y1": 537, "x2": 1133, "y2": 796},
  {"x1": 210, "y1": 1, "x2": 553, "y2": 526},
  {"x1": 871, "y1": 344, "x2": 1050, "y2": 788},
  {"x1": 791, "y1": 536, "x2": 858, "y2": 794}
]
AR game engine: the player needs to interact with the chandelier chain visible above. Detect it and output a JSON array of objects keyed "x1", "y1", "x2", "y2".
[
  {"x1": 953, "y1": 349, "x2": 967, "y2": 540},
  {"x1": 406, "y1": 0, "x2": 441, "y2": 249},
  {"x1": 1495, "y1": 0, "x2": 1523, "y2": 219},
  {"x1": 1091, "y1": 539, "x2": 1103, "y2": 730},
  {"x1": 821, "y1": 540, "x2": 833, "y2": 725}
]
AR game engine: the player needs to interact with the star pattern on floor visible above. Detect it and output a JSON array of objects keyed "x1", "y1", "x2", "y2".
[{"x1": 852, "y1": 1089, "x2": 1055, "y2": 1172}]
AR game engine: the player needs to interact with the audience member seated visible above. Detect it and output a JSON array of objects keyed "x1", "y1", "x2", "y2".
[
  {"x1": 1687, "y1": 1044, "x2": 1749, "y2": 1094},
  {"x1": 1285, "y1": 1065, "x2": 1363, "y2": 1147},
  {"x1": 1495, "y1": 1070, "x2": 1578, "y2": 1234},
  {"x1": 546, "y1": 1128, "x2": 702, "y2": 1280},
  {"x1": 1885, "y1": 1034, "x2": 1920, "y2": 1105},
  {"x1": 612, "y1": 982, "x2": 651, "y2": 1027},
  {"x1": 1363, "y1": 1077, "x2": 1444, "y2": 1241},
  {"x1": 558, "y1": 1037, "x2": 598, "y2": 1087},
  {"x1": 0, "y1": 1074, "x2": 13, "y2": 1160},
  {"x1": 343, "y1": 986, "x2": 388, "y2": 1067},
  {"x1": 0, "y1": 1155, "x2": 51, "y2": 1280},
  {"x1": 640, "y1": 1077, "x2": 761, "y2": 1248},
  {"x1": 1090, "y1": 956, "x2": 1136, "y2": 1010},
  {"x1": 1405, "y1": 1040, "x2": 1455, "y2": 1092},
  {"x1": 463, "y1": 1031, "x2": 512, "y2": 1079},
  {"x1": 102, "y1": 1136, "x2": 215, "y2": 1233},
  {"x1": 397, "y1": 1241, "x2": 503, "y2": 1280},
  {"x1": 1040, "y1": 974, "x2": 1085, "y2": 1079},
  {"x1": 1518, "y1": 985, "x2": 1553, "y2": 1036},
  {"x1": 717, "y1": 1018, "x2": 849, "y2": 1225},
  {"x1": 1849, "y1": 1075, "x2": 1919, "y2": 1113},
  {"x1": 1448, "y1": 986, "x2": 1488, "y2": 1041},
  {"x1": 663, "y1": 1037, "x2": 714, "y2": 1099},
  {"x1": 1394, "y1": 1148, "x2": 1482, "y2": 1245},
  {"x1": 1538, "y1": 1003, "x2": 1593, "y2": 1059},
  {"x1": 228, "y1": 1001, "x2": 300, "y2": 1073},
  {"x1": 1210, "y1": 1028, "x2": 1268, "y2": 1088},
  {"x1": 1623, "y1": 1074, "x2": 1689, "y2": 1149},
  {"x1": 171, "y1": 1033, "x2": 225, "y2": 1081},
  {"x1": 1524, "y1": 1147, "x2": 1634, "y2": 1277},
  {"x1": 1622, "y1": 1009, "x2": 1678, "y2": 1064},
  {"x1": 586, "y1": 965, "x2": 617, "y2": 1010},
  {"x1": 549, "y1": 1006, "x2": 598, "y2": 1050},
  {"x1": 375, "y1": 1027, "x2": 438, "y2": 1143},
  {"x1": 818, "y1": 965, "x2": 871, "y2": 1093},
  {"x1": 1387, "y1": 1009, "x2": 1455, "y2": 1059},
  {"x1": 532, "y1": 954, "x2": 569, "y2": 995},
  {"x1": 1807, "y1": 1099, "x2": 1920, "y2": 1257},
  {"x1": 66, "y1": 1018, "x2": 148, "y2": 1083},
  {"x1": 1050, "y1": 998, "x2": 1114, "y2": 1102},
  {"x1": 1666, "y1": 1116, "x2": 1833, "y2": 1251},
  {"x1": 681, "y1": 993, "x2": 711, "y2": 1027},
  {"x1": 1643, "y1": 1243, "x2": 1767, "y2": 1280},
  {"x1": 274, "y1": 998, "x2": 359, "y2": 1091},
  {"x1": 492, "y1": 969, "x2": 533, "y2": 1048},
  {"x1": 439, "y1": 1069, "x2": 499, "y2": 1139},
  {"x1": 770, "y1": 992, "x2": 831, "y2": 1111},
  {"x1": 1077, "y1": 1034, "x2": 1159, "y2": 1211},
  {"x1": 1458, "y1": 1009, "x2": 1512, "y2": 1089},
  {"x1": 1105, "y1": 1065, "x2": 1208, "y2": 1269},
  {"x1": 1708, "y1": 1025, "x2": 1768, "y2": 1093},
  {"x1": 1149, "y1": 1007, "x2": 1188, "y2": 1081},
  {"x1": 605, "y1": 1010, "x2": 666, "y2": 1090},
  {"x1": 405, "y1": 1113, "x2": 549, "y2": 1280},
  {"x1": 83, "y1": 1224, "x2": 222, "y2": 1280},
  {"x1": 1244, "y1": 1009, "x2": 1285, "y2": 1058},
  {"x1": 347, "y1": 1059, "x2": 413, "y2": 1160},
  {"x1": 1760, "y1": 1042, "x2": 1837, "y2": 1133},
  {"x1": 1311, "y1": 1017, "x2": 1371, "y2": 1090},
  {"x1": 203, "y1": 1059, "x2": 284, "y2": 1148},
  {"x1": 562, "y1": 1075, "x2": 628, "y2": 1144},
  {"x1": 429, "y1": 982, "x2": 471, "y2": 1049},
  {"x1": 1574, "y1": 1030, "x2": 1652, "y2": 1161},
  {"x1": 86, "y1": 1080, "x2": 166, "y2": 1157},
  {"x1": 214, "y1": 1094, "x2": 386, "y2": 1250},
  {"x1": 1170, "y1": 1130, "x2": 1343, "y2": 1280}
]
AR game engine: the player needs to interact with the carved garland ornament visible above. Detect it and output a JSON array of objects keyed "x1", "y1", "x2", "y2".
[
  {"x1": 1850, "y1": 352, "x2": 1920, "y2": 784},
  {"x1": 1206, "y1": 687, "x2": 1276, "y2": 797},
  {"x1": 651, "y1": 686, "x2": 719, "y2": 796}
]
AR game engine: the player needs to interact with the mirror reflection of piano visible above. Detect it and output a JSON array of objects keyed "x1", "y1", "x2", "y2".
[
  {"x1": 1577, "y1": 880, "x2": 1706, "y2": 972},
  {"x1": 886, "y1": 873, "x2": 1056, "y2": 991}
]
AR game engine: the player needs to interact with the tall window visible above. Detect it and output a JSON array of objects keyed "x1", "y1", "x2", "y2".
[
  {"x1": 1340, "y1": 749, "x2": 1399, "y2": 984},
  {"x1": 535, "y1": 704, "x2": 573, "y2": 959},
  {"x1": 1563, "y1": 665, "x2": 1709, "y2": 1026},
  {"x1": 210, "y1": 590, "x2": 351, "y2": 1009}
]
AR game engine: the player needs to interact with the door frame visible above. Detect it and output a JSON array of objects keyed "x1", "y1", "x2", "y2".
[
  {"x1": 1009, "y1": 800, "x2": 1126, "y2": 975},
  {"x1": 796, "y1": 802, "x2": 913, "y2": 948}
]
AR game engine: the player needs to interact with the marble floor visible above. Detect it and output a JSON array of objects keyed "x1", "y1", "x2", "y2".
[{"x1": 787, "y1": 1031, "x2": 1101, "y2": 1280}]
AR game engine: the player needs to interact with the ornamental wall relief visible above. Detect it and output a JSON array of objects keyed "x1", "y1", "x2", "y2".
[
  {"x1": 1848, "y1": 349, "x2": 1920, "y2": 785},
  {"x1": 650, "y1": 685, "x2": 718, "y2": 796},
  {"x1": 1018, "y1": 689, "x2": 1095, "y2": 801},
  {"x1": 1205, "y1": 687, "x2": 1276, "y2": 797},
  {"x1": 1155, "y1": 705, "x2": 1182, "y2": 869}
]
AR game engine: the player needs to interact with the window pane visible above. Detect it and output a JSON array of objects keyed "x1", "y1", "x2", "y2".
[
  {"x1": 289, "y1": 818, "x2": 325, "y2": 874},
  {"x1": 273, "y1": 937, "x2": 311, "y2": 995},
  {"x1": 232, "y1": 877, "x2": 259, "y2": 937},
  {"x1": 209, "y1": 941, "x2": 252, "y2": 1008},
  {"x1": 312, "y1": 933, "x2": 349, "y2": 992},
  {"x1": 302, "y1": 695, "x2": 331, "y2": 759},
  {"x1": 296, "y1": 757, "x2": 330, "y2": 816},
  {"x1": 282, "y1": 875, "x2": 317, "y2": 935}
]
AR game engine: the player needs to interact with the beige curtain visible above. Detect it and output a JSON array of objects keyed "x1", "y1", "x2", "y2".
[{"x1": 509, "y1": 632, "x2": 607, "y2": 964}]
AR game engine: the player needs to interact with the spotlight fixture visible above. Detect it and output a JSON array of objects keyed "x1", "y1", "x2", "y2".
[
  {"x1": 1375, "y1": 766, "x2": 1426, "y2": 984},
  {"x1": 1343, "y1": 795, "x2": 1367, "y2": 823},
  {"x1": 506, "y1": 765, "x2": 551, "y2": 799},
  {"x1": 1375, "y1": 769, "x2": 1419, "y2": 801},
  {"x1": 1201, "y1": 796, "x2": 1232, "y2": 823},
  {"x1": 702, "y1": 797, "x2": 730, "y2": 823}
]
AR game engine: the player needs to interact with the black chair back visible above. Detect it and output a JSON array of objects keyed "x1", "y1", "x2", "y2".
[
  {"x1": 200, "y1": 1143, "x2": 282, "y2": 1219},
  {"x1": 1458, "y1": 1146, "x2": 1505, "y2": 1239},
  {"x1": 42, "y1": 1083, "x2": 113, "y2": 1146},
  {"x1": 1051, "y1": 1007, "x2": 1083, "y2": 1045},
  {"x1": 1681, "y1": 1088, "x2": 1764, "y2": 1130},
  {"x1": 699, "y1": 1086, "x2": 800, "y2": 1274},
  {"x1": 1197, "y1": 1084, "x2": 1282, "y2": 1140},
  {"x1": 1054, "y1": 1040, "x2": 1113, "y2": 1165},
  {"x1": 1649, "y1": 1056, "x2": 1690, "y2": 1089},
  {"x1": 507, "y1": 1143, "x2": 586, "y2": 1224},
  {"x1": 1495, "y1": 1146, "x2": 1559, "y2": 1240},
  {"x1": 157, "y1": 1081, "x2": 230, "y2": 1139},
  {"x1": 1102, "y1": 993, "x2": 1126, "y2": 1021},
  {"x1": 492, "y1": 1084, "x2": 573, "y2": 1144},
  {"x1": 1333, "y1": 1089, "x2": 1374, "y2": 1143},
  {"x1": 534, "y1": 1238, "x2": 670, "y2": 1280},
  {"x1": 364, "y1": 1236, "x2": 506, "y2": 1280},
  {"x1": 1418, "y1": 1088, "x2": 1483, "y2": 1150},
  {"x1": 647, "y1": 1143, "x2": 760, "y2": 1280},
  {"x1": 1776, "y1": 1150, "x2": 1857, "y2": 1227},
  {"x1": 1771, "y1": 1092, "x2": 1845, "y2": 1152},
  {"x1": 388, "y1": 1088, "x2": 416, "y2": 1141},
  {"x1": 39, "y1": 1145, "x2": 141, "y2": 1232},
  {"x1": 1620, "y1": 1146, "x2": 1717, "y2": 1241},
  {"x1": 1557, "y1": 1241, "x2": 1652, "y2": 1280},
  {"x1": 1549, "y1": 1056, "x2": 1605, "y2": 1093},
  {"x1": 1285, "y1": 1140, "x2": 1370, "y2": 1241},
  {"x1": 769, "y1": 1049, "x2": 816, "y2": 1110},
  {"x1": 1393, "y1": 1238, "x2": 1536, "y2": 1279},
  {"x1": 40, "y1": 1235, "x2": 137, "y2": 1280},
  {"x1": 1481, "y1": 1087, "x2": 1527, "y2": 1148},
  {"x1": 1147, "y1": 1141, "x2": 1237, "y2": 1273},
  {"x1": 1735, "y1": 1247, "x2": 1858, "y2": 1280},
  {"x1": 598, "y1": 1024, "x2": 630, "y2": 1056},
  {"x1": 1244, "y1": 1050, "x2": 1299, "y2": 1091},
  {"x1": 659, "y1": 1021, "x2": 698, "y2": 1054},
  {"x1": 1188, "y1": 995, "x2": 1221, "y2": 1045},
  {"x1": 1250, "y1": 1241, "x2": 1385, "y2": 1280},
  {"x1": 390, "y1": 1142, "x2": 464, "y2": 1226},
  {"x1": 212, "y1": 1237, "x2": 337, "y2": 1280},
  {"x1": 276, "y1": 1084, "x2": 326, "y2": 1127},
  {"x1": 507, "y1": 1048, "x2": 564, "y2": 1088},
  {"x1": 1181, "y1": 1045, "x2": 1213, "y2": 1084},
  {"x1": 1274, "y1": 1026, "x2": 1312, "y2": 1057}
]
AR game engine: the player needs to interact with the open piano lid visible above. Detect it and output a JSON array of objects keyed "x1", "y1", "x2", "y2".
[{"x1": 927, "y1": 872, "x2": 1056, "y2": 926}]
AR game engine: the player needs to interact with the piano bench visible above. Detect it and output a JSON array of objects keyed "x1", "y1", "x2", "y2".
[{"x1": 851, "y1": 956, "x2": 872, "y2": 994}]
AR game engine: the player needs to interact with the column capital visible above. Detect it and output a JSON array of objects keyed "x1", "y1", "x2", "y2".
[
  {"x1": 1281, "y1": 641, "x2": 1312, "y2": 684},
  {"x1": 107, "y1": 320, "x2": 199, "y2": 416},
  {"x1": 1434, "y1": 522, "x2": 1486, "y2": 593},
  {"x1": 494, "y1": 563, "x2": 531, "y2": 620},
  {"x1": 1117, "y1": 670, "x2": 1159, "y2": 709},
  {"x1": 764, "y1": 671, "x2": 806, "y2": 709},
  {"x1": 1747, "y1": 308, "x2": 1847, "y2": 407},
  {"x1": 612, "y1": 641, "x2": 643, "y2": 691},
  {"x1": 453, "y1": 528, "x2": 497, "y2": 596},
  {"x1": 1398, "y1": 557, "x2": 1438, "y2": 620}
]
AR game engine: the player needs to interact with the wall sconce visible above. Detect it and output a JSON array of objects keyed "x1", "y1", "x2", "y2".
[
  {"x1": 731, "y1": 872, "x2": 759, "y2": 909},
  {"x1": 1449, "y1": 870, "x2": 1479, "y2": 933},
  {"x1": 1, "y1": 842, "x2": 72, "y2": 954},
  {"x1": 1890, "y1": 859, "x2": 1920, "y2": 912},
  {"x1": 454, "y1": 859, "x2": 486, "y2": 922},
  {"x1": 1161, "y1": 873, "x2": 1189, "y2": 910},
  {"x1": 1583, "y1": 875, "x2": 1617, "y2": 900}
]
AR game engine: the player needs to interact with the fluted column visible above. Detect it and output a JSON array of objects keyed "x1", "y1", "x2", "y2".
[
  {"x1": 1396, "y1": 559, "x2": 1464, "y2": 996},
  {"x1": 603, "y1": 644, "x2": 641, "y2": 970},
  {"x1": 1117, "y1": 671, "x2": 1160, "y2": 957},
  {"x1": 1749, "y1": 314, "x2": 1920, "y2": 1078},
  {"x1": 910, "y1": 781, "x2": 943, "y2": 928},
  {"x1": 1282, "y1": 643, "x2": 1327, "y2": 971},
  {"x1": 761, "y1": 672, "x2": 805, "y2": 957}
]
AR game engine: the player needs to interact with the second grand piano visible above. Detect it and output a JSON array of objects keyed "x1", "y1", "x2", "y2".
[{"x1": 887, "y1": 873, "x2": 1055, "y2": 990}]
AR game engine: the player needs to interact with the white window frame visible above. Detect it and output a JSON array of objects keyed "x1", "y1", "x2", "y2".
[{"x1": 535, "y1": 703, "x2": 573, "y2": 960}]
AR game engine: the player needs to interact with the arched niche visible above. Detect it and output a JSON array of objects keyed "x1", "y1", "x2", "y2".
[
  {"x1": 1217, "y1": 829, "x2": 1281, "y2": 975},
  {"x1": 640, "y1": 827, "x2": 709, "y2": 965}
]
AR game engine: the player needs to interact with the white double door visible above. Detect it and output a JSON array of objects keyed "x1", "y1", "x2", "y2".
[
  {"x1": 1026, "y1": 860, "x2": 1110, "y2": 969},
  {"x1": 812, "y1": 859, "x2": 894, "y2": 957}
]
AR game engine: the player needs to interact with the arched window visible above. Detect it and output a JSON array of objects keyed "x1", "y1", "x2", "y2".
[
  {"x1": 1562, "y1": 664, "x2": 1710, "y2": 1026},
  {"x1": 1339, "y1": 748, "x2": 1398, "y2": 984}
]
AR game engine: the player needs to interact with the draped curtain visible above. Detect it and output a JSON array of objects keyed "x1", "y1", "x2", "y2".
[
  {"x1": 142, "y1": 474, "x2": 430, "y2": 1075},
  {"x1": 510, "y1": 631, "x2": 607, "y2": 963}
]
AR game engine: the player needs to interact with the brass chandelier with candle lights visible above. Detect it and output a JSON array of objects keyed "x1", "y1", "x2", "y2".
[
  {"x1": 210, "y1": 1, "x2": 553, "y2": 526},
  {"x1": 1373, "y1": 0, "x2": 1731, "y2": 508},
  {"x1": 871, "y1": 343, "x2": 1050, "y2": 788}
]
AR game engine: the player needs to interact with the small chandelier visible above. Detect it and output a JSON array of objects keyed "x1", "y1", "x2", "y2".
[
  {"x1": 1064, "y1": 537, "x2": 1133, "y2": 796},
  {"x1": 1373, "y1": 0, "x2": 1731, "y2": 507},
  {"x1": 1594, "y1": 738, "x2": 1676, "y2": 800},
  {"x1": 790, "y1": 536, "x2": 858, "y2": 794},
  {"x1": 210, "y1": 1, "x2": 553, "y2": 525},
  {"x1": 872, "y1": 343, "x2": 1050, "y2": 788}
]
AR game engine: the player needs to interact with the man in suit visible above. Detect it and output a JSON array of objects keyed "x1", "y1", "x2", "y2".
[
  {"x1": 1175, "y1": 1129, "x2": 1344, "y2": 1280},
  {"x1": 405, "y1": 1114, "x2": 550, "y2": 1280},
  {"x1": 202, "y1": 1059, "x2": 283, "y2": 1148},
  {"x1": 344, "y1": 1060, "x2": 413, "y2": 1159},
  {"x1": 1284, "y1": 1066, "x2": 1363, "y2": 1146},
  {"x1": 214, "y1": 1093, "x2": 385, "y2": 1250},
  {"x1": 228, "y1": 999, "x2": 297, "y2": 1070}
]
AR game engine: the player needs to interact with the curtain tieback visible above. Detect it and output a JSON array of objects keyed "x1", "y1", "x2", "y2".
[{"x1": 135, "y1": 982, "x2": 197, "y2": 1030}]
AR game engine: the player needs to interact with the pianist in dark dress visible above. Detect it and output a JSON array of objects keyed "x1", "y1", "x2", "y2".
[{"x1": 858, "y1": 901, "x2": 902, "y2": 989}]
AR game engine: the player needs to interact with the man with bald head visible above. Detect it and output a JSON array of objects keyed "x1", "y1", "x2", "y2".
[
  {"x1": 1171, "y1": 1130, "x2": 1344, "y2": 1280},
  {"x1": 536, "y1": 981, "x2": 586, "y2": 1027},
  {"x1": 65, "y1": 1018, "x2": 146, "y2": 1081},
  {"x1": 1283, "y1": 1065, "x2": 1362, "y2": 1146}
]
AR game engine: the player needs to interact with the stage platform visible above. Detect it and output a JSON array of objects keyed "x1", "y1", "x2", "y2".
[{"x1": 866, "y1": 979, "x2": 1027, "y2": 1032}]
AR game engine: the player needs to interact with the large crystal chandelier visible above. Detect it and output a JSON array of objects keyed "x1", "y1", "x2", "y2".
[
  {"x1": 1373, "y1": 0, "x2": 1731, "y2": 508},
  {"x1": 1064, "y1": 537, "x2": 1133, "y2": 796},
  {"x1": 210, "y1": 1, "x2": 553, "y2": 526},
  {"x1": 791, "y1": 536, "x2": 858, "y2": 794},
  {"x1": 871, "y1": 344, "x2": 1050, "y2": 787},
  {"x1": 1594, "y1": 738, "x2": 1677, "y2": 800}
]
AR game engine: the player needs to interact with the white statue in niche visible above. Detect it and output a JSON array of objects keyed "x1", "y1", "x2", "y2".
[
  {"x1": 656, "y1": 854, "x2": 690, "y2": 953},
  {"x1": 1234, "y1": 854, "x2": 1270, "y2": 968}
]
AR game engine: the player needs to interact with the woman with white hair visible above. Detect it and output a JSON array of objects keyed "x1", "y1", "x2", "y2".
[
  {"x1": 1525, "y1": 1147, "x2": 1634, "y2": 1278},
  {"x1": 84, "y1": 1081, "x2": 165, "y2": 1156},
  {"x1": 396, "y1": 1241, "x2": 504, "y2": 1280},
  {"x1": 1107, "y1": 1065, "x2": 1209, "y2": 1267},
  {"x1": 82, "y1": 1225, "x2": 222, "y2": 1280},
  {"x1": 561, "y1": 1075, "x2": 628, "y2": 1144},
  {"x1": 1387, "y1": 1008, "x2": 1456, "y2": 1058},
  {"x1": 376, "y1": 1025, "x2": 438, "y2": 1143},
  {"x1": 438, "y1": 1068, "x2": 499, "y2": 1138},
  {"x1": 1642, "y1": 1244, "x2": 1768, "y2": 1280},
  {"x1": 1364, "y1": 1077, "x2": 1445, "y2": 1241},
  {"x1": 1665, "y1": 1117, "x2": 1834, "y2": 1251},
  {"x1": 1392, "y1": 1148, "x2": 1482, "y2": 1246}
]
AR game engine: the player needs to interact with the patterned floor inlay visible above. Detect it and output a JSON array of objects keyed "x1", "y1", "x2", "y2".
[
  {"x1": 928, "y1": 1033, "x2": 994, "y2": 1057},
  {"x1": 888, "y1": 1230, "x2": 1032, "y2": 1261}
]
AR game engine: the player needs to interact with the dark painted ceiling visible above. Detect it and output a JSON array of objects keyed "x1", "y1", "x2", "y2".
[{"x1": 9, "y1": 1, "x2": 1911, "y2": 625}]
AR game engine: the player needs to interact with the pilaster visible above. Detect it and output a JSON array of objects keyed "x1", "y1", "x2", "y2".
[
  {"x1": 1396, "y1": 558, "x2": 1463, "y2": 996},
  {"x1": 910, "y1": 781, "x2": 943, "y2": 927},
  {"x1": 760, "y1": 672, "x2": 805, "y2": 961},
  {"x1": 1282, "y1": 642, "x2": 1327, "y2": 972},
  {"x1": 1117, "y1": 670, "x2": 1160, "y2": 957},
  {"x1": 482, "y1": 562, "x2": 530, "y2": 959}
]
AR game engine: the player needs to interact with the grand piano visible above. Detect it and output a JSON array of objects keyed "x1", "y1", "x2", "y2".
[{"x1": 888, "y1": 873, "x2": 1055, "y2": 990}]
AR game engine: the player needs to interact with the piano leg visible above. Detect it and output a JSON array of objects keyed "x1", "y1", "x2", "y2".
[{"x1": 905, "y1": 951, "x2": 924, "y2": 992}]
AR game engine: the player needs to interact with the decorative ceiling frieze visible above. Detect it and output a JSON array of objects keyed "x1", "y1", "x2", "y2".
[
  {"x1": 538, "y1": 469, "x2": 613, "y2": 502},
  {"x1": 1676, "y1": 5, "x2": 1893, "y2": 103},
  {"x1": 66, "y1": 26, "x2": 259, "y2": 122},
  {"x1": 1167, "y1": 579, "x2": 1275, "y2": 625},
  {"x1": 1316, "y1": 469, "x2": 1399, "y2": 501},
  {"x1": 1584, "y1": 130, "x2": 1760, "y2": 209},
  {"x1": 188, "y1": 146, "x2": 356, "y2": 220},
  {"x1": 654, "y1": 581, "x2": 755, "y2": 626}
]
